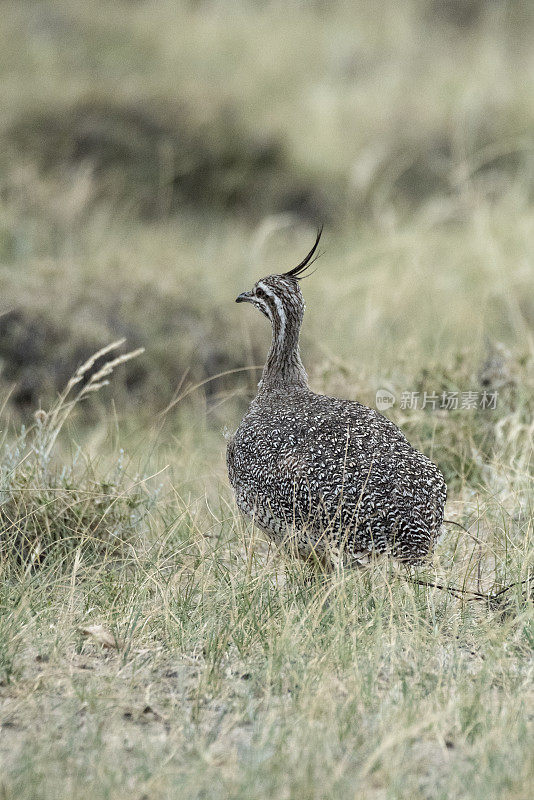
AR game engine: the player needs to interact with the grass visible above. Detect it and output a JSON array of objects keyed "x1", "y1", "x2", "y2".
[
  {"x1": 0, "y1": 342, "x2": 531, "y2": 799},
  {"x1": 0, "y1": 1, "x2": 533, "y2": 798}
]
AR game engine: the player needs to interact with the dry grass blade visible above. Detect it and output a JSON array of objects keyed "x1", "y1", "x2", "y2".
[
  {"x1": 159, "y1": 365, "x2": 262, "y2": 417},
  {"x1": 85, "y1": 348, "x2": 145, "y2": 387},
  {"x1": 41, "y1": 342, "x2": 145, "y2": 460},
  {"x1": 73, "y1": 338, "x2": 127, "y2": 380}
]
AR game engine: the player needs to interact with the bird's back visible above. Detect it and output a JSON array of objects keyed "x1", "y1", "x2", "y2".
[{"x1": 227, "y1": 387, "x2": 446, "y2": 564}]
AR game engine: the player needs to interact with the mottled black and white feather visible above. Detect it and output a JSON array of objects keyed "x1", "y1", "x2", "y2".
[{"x1": 227, "y1": 233, "x2": 446, "y2": 566}]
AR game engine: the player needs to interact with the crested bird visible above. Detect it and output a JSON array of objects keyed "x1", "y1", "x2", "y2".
[{"x1": 226, "y1": 229, "x2": 446, "y2": 568}]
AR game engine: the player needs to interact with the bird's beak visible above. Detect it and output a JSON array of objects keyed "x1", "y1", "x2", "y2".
[{"x1": 236, "y1": 291, "x2": 254, "y2": 304}]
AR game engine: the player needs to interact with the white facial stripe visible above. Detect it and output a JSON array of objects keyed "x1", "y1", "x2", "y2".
[
  {"x1": 257, "y1": 281, "x2": 286, "y2": 341},
  {"x1": 257, "y1": 298, "x2": 272, "y2": 319}
]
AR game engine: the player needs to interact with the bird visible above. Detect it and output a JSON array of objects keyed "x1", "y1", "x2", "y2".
[{"x1": 226, "y1": 229, "x2": 447, "y2": 568}]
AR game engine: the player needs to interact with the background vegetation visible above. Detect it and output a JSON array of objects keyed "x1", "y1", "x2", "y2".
[{"x1": 0, "y1": 1, "x2": 532, "y2": 798}]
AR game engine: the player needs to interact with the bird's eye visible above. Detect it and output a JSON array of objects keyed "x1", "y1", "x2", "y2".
[{"x1": 256, "y1": 287, "x2": 266, "y2": 299}]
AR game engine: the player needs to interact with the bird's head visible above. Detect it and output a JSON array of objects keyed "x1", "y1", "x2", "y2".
[{"x1": 235, "y1": 228, "x2": 323, "y2": 327}]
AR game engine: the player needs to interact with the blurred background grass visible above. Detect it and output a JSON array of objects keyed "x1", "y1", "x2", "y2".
[{"x1": 1, "y1": 0, "x2": 534, "y2": 475}]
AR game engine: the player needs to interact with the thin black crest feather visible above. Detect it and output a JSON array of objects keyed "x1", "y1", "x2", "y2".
[{"x1": 283, "y1": 226, "x2": 323, "y2": 280}]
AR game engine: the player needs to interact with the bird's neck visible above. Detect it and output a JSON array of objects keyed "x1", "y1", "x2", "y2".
[{"x1": 259, "y1": 308, "x2": 308, "y2": 393}]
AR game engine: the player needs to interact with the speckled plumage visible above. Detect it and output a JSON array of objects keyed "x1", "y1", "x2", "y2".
[{"x1": 227, "y1": 232, "x2": 446, "y2": 566}]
